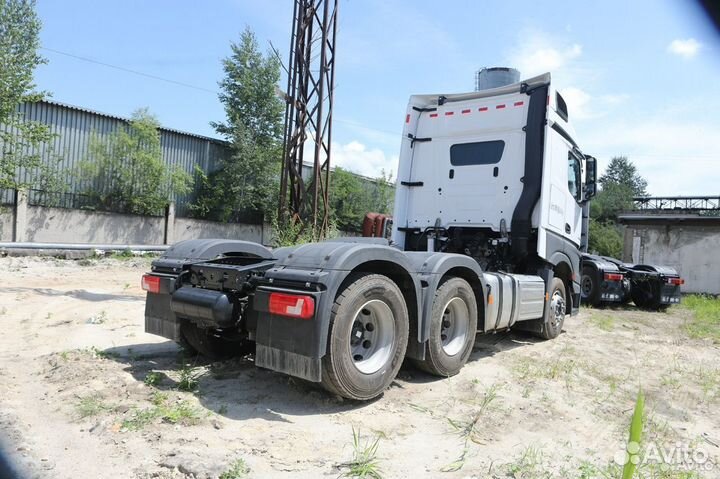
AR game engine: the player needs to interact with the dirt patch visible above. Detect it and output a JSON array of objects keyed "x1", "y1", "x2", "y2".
[{"x1": 0, "y1": 256, "x2": 718, "y2": 478}]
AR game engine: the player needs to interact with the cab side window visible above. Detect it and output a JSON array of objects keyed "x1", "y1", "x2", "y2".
[{"x1": 567, "y1": 153, "x2": 581, "y2": 201}]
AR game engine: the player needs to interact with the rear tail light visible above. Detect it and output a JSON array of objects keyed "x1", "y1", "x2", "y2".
[
  {"x1": 269, "y1": 292, "x2": 315, "y2": 319},
  {"x1": 667, "y1": 277, "x2": 684, "y2": 286},
  {"x1": 141, "y1": 274, "x2": 161, "y2": 293},
  {"x1": 604, "y1": 273, "x2": 623, "y2": 281}
]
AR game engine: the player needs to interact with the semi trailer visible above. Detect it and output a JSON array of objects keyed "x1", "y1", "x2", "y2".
[
  {"x1": 142, "y1": 72, "x2": 597, "y2": 400},
  {"x1": 580, "y1": 253, "x2": 683, "y2": 309}
]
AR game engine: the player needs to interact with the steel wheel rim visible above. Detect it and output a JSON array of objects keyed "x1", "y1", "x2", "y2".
[
  {"x1": 550, "y1": 290, "x2": 566, "y2": 329},
  {"x1": 581, "y1": 275, "x2": 593, "y2": 298},
  {"x1": 349, "y1": 300, "x2": 395, "y2": 375},
  {"x1": 440, "y1": 297, "x2": 470, "y2": 356}
]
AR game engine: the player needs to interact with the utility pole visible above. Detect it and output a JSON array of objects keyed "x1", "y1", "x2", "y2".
[{"x1": 278, "y1": 0, "x2": 338, "y2": 238}]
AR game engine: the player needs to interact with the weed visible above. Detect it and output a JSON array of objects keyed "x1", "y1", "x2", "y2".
[
  {"x1": 150, "y1": 391, "x2": 168, "y2": 406},
  {"x1": 691, "y1": 367, "x2": 720, "y2": 400},
  {"x1": 122, "y1": 407, "x2": 159, "y2": 431},
  {"x1": 110, "y1": 248, "x2": 135, "y2": 259},
  {"x1": 59, "y1": 350, "x2": 70, "y2": 361},
  {"x1": 217, "y1": 404, "x2": 228, "y2": 415},
  {"x1": 443, "y1": 384, "x2": 500, "y2": 471},
  {"x1": 178, "y1": 364, "x2": 201, "y2": 392},
  {"x1": 681, "y1": 294, "x2": 720, "y2": 343},
  {"x1": 87, "y1": 311, "x2": 108, "y2": 325},
  {"x1": 513, "y1": 353, "x2": 578, "y2": 388},
  {"x1": 590, "y1": 314, "x2": 615, "y2": 331},
  {"x1": 504, "y1": 445, "x2": 547, "y2": 478},
  {"x1": 45, "y1": 312, "x2": 53, "y2": 320},
  {"x1": 122, "y1": 399, "x2": 202, "y2": 430},
  {"x1": 144, "y1": 371, "x2": 162, "y2": 387},
  {"x1": 86, "y1": 346, "x2": 112, "y2": 359},
  {"x1": 162, "y1": 401, "x2": 203, "y2": 424},
  {"x1": 339, "y1": 428, "x2": 382, "y2": 479},
  {"x1": 219, "y1": 458, "x2": 250, "y2": 479},
  {"x1": 0, "y1": 307, "x2": 7, "y2": 316},
  {"x1": 76, "y1": 395, "x2": 111, "y2": 419},
  {"x1": 622, "y1": 389, "x2": 645, "y2": 479},
  {"x1": 659, "y1": 373, "x2": 681, "y2": 390}
]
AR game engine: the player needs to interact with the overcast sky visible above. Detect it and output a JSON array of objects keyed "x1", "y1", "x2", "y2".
[{"x1": 34, "y1": 0, "x2": 720, "y2": 195}]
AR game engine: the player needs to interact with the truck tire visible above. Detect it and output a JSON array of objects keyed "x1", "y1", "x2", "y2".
[
  {"x1": 180, "y1": 322, "x2": 252, "y2": 360},
  {"x1": 630, "y1": 280, "x2": 661, "y2": 310},
  {"x1": 540, "y1": 277, "x2": 567, "y2": 340},
  {"x1": 321, "y1": 273, "x2": 409, "y2": 400},
  {"x1": 414, "y1": 278, "x2": 478, "y2": 377},
  {"x1": 580, "y1": 265, "x2": 600, "y2": 307}
]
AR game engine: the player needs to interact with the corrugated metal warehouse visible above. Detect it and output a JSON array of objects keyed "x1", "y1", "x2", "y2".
[{"x1": 1, "y1": 100, "x2": 230, "y2": 216}]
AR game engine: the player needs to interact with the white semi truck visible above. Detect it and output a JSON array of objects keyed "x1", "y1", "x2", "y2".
[{"x1": 142, "y1": 72, "x2": 599, "y2": 400}]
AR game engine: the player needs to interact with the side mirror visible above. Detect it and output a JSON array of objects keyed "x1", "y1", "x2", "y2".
[{"x1": 584, "y1": 156, "x2": 597, "y2": 201}]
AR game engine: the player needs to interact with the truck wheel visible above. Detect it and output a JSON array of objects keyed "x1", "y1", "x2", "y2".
[
  {"x1": 630, "y1": 281, "x2": 660, "y2": 310},
  {"x1": 321, "y1": 274, "x2": 409, "y2": 400},
  {"x1": 415, "y1": 278, "x2": 478, "y2": 377},
  {"x1": 580, "y1": 266, "x2": 600, "y2": 307},
  {"x1": 180, "y1": 322, "x2": 251, "y2": 360},
  {"x1": 540, "y1": 277, "x2": 567, "y2": 340}
]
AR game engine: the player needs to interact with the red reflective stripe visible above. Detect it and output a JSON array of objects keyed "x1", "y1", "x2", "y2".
[
  {"x1": 604, "y1": 273, "x2": 623, "y2": 282},
  {"x1": 461, "y1": 109, "x2": 471, "y2": 114},
  {"x1": 141, "y1": 274, "x2": 161, "y2": 294},
  {"x1": 429, "y1": 113, "x2": 438, "y2": 118},
  {"x1": 514, "y1": 101, "x2": 524, "y2": 107},
  {"x1": 496, "y1": 104, "x2": 506, "y2": 109},
  {"x1": 667, "y1": 278, "x2": 684, "y2": 286},
  {"x1": 269, "y1": 292, "x2": 315, "y2": 319},
  {"x1": 405, "y1": 114, "x2": 410, "y2": 123},
  {"x1": 445, "y1": 111, "x2": 454, "y2": 116},
  {"x1": 478, "y1": 107, "x2": 488, "y2": 112}
]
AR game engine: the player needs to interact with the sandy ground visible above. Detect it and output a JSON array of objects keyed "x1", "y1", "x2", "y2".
[{"x1": 0, "y1": 255, "x2": 718, "y2": 479}]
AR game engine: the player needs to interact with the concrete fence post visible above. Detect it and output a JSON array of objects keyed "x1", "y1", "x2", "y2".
[
  {"x1": 164, "y1": 202, "x2": 176, "y2": 245},
  {"x1": 14, "y1": 189, "x2": 28, "y2": 242}
]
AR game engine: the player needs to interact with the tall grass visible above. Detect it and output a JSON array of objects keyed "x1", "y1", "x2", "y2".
[{"x1": 681, "y1": 294, "x2": 720, "y2": 343}]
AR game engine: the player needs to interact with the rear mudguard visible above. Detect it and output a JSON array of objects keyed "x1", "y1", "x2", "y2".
[{"x1": 254, "y1": 238, "x2": 486, "y2": 379}]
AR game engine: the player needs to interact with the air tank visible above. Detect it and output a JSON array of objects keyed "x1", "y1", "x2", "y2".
[{"x1": 474, "y1": 67, "x2": 520, "y2": 91}]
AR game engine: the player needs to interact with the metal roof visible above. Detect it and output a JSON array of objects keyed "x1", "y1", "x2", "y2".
[{"x1": 36, "y1": 99, "x2": 228, "y2": 144}]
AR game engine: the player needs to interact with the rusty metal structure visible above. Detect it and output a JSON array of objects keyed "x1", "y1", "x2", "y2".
[{"x1": 279, "y1": 0, "x2": 338, "y2": 237}]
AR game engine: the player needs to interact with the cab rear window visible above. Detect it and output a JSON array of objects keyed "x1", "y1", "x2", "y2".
[{"x1": 450, "y1": 140, "x2": 505, "y2": 166}]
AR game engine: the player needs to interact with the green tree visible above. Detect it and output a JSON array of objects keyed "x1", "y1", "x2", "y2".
[
  {"x1": 599, "y1": 156, "x2": 647, "y2": 197},
  {"x1": 588, "y1": 219, "x2": 623, "y2": 257},
  {"x1": 328, "y1": 168, "x2": 395, "y2": 232},
  {"x1": 191, "y1": 27, "x2": 283, "y2": 222},
  {"x1": 588, "y1": 156, "x2": 647, "y2": 256},
  {"x1": 0, "y1": 0, "x2": 55, "y2": 190},
  {"x1": 79, "y1": 109, "x2": 193, "y2": 216}
]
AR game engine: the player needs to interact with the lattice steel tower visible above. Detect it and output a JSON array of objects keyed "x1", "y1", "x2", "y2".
[{"x1": 278, "y1": 0, "x2": 338, "y2": 237}]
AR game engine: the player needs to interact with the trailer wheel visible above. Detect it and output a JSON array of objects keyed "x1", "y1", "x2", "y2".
[
  {"x1": 180, "y1": 322, "x2": 252, "y2": 360},
  {"x1": 580, "y1": 266, "x2": 600, "y2": 307},
  {"x1": 321, "y1": 274, "x2": 409, "y2": 400},
  {"x1": 414, "y1": 278, "x2": 478, "y2": 377},
  {"x1": 630, "y1": 280, "x2": 661, "y2": 310},
  {"x1": 540, "y1": 277, "x2": 566, "y2": 339}
]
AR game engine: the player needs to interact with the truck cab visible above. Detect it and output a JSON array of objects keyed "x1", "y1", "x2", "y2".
[{"x1": 393, "y1": 73, "x2": 596, "y2": 312}]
